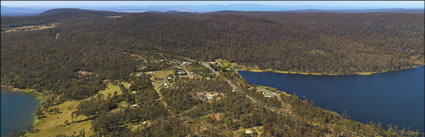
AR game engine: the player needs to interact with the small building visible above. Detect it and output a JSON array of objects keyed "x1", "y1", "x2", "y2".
[
  {"x1": 206, "y1": 95, "x2": 214, "y2": 100},
  {"x1": 167, "y1": 76, "x2": 176, "y2": 82},
  {"x1": 131, "y1": 91, "x2": 137, "y2": 94},
  {"x1": 263, "y1": 89, "x2": 275, "y2": 98},
  {"x1": 245, "y1": 129, "x2": 253, "y2": 134},
  {"x1": 142, "y1": 121, "x2": 149, "y2": 125},
  {"x1": 136, "y1": 72, "x2": 143, "y2": 77},
  {"x1": 131, "y1": 104, "x2": 140, "y2": 108},
  {"x1": 181, "y1": 61, "x2": 191, "y2": 65},
  {"x1": 78, "y1": 70, "x2": 93, "y2": 76},
  {"x1": 161, "y1": 82, "x2": 169, "y2": 88},
  {"x1": 77, "y1": 70, "x2": 94, "y2": 78},
  {"x1": 257, "y1": 87, "x2": 275, "y2": 98},
  {"x1": 175, "y1": 69, "x2": 187, "y2": 75}
]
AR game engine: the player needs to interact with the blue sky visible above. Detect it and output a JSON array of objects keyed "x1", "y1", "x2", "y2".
[{"x1": 1, "y1": 1, "x2": 424, "y2": 9}]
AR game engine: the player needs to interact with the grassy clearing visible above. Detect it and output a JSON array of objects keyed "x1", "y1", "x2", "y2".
[
  {"x1": 27, "y1": 100, "x2": 93, "y2": 137},
  {"x1": 153, "y1": 70, "x2": 174, "y2": 79},
  {"x1": 96, "y1": 82, "x2": 126, "y2": 97},
  {"x1": 3, "y1": 23, "x2": 58, "y2": 33},
  {"x1": 105, "y1": 16, "x2": 122, "y2": 19},
  {"x1": 27, "y1": 83, "x2": 126, "y2": 137}
]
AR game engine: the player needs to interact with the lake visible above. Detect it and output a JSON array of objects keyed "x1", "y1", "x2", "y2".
[
  {"x1": 239, "y1": 66, "x2": 424, "y2": 131},
  {"x1": 1, "y1": 88, "x2": 40, "y2": 137}
]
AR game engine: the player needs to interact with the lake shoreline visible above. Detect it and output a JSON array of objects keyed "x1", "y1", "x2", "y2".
[
  {"x1": 1, "y1": 85, "x2": 43, "y2": 100},
  {"x1": 235, "y1": 64, "x2": 424, "y2": 76},
  {"x1": 1, "y1": 85, "x2": 21, "y2": 92}
]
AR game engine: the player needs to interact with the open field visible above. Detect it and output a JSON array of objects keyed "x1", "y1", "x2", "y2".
[
  {"x1": 26, "y1": 83, "x2": 126, "y2": 137},
  {"x1": 2, "y1": 23, "x2": 58, "y2": 33},
  {"x1": 96, "y1": 82, "x2": 128, "y2": 97},
  {"x1": 105, "y1": 16, "x2": 122, "y2": 19},
  {"x1": 27, "y1": 100, "x2": 93, "y2": 137}
]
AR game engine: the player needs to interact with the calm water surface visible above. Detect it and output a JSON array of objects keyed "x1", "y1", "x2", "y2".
[
  {"x1": 1, "y1": 88, "x2": 40, "y2": 137},
  {"x1": 239, "y1": 66, "x2": 424, "y2": 131}
]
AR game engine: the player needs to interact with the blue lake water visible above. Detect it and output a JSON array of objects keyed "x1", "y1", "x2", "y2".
[
  {"x1": 1, "y1": 88, "x2": 40, "y2": 137},
  {"x1": 239, "y1": 66, "x2": 424, "y2": 131}
]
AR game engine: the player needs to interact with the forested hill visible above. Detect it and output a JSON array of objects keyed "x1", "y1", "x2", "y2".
[
  {"x1": 1, "y1": 8, "x2": 124, "y2": 28},
  {"x1": 2, "y1": 9, "x2": 424, "y2": 75}
]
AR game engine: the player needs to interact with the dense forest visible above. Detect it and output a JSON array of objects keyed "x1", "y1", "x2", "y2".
[
  {"x1": 1, "y1": 9, "x2": 424, "y2": 137},
  {"x1": 2, "y1": 9, "x2": 424, "y2": 75}
]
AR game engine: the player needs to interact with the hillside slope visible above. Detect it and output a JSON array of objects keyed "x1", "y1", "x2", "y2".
[{"x1": 2, "y1": 9, "x2": 424, "y2": 74}]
